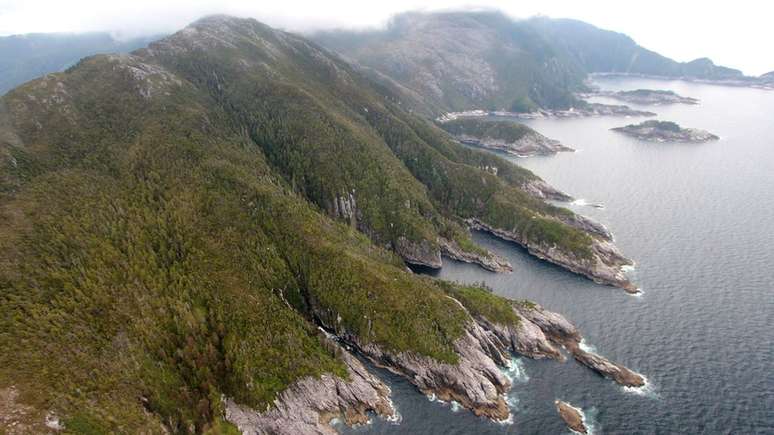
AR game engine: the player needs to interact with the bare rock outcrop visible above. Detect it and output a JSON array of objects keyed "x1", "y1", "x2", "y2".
[
  {"x1": 224, "y1": 347, "x2": 395, "y2": 435},
  {"x1": 521, "y1": 178, "x2": 573, "y2": 202},
  {"x1": 555, "y1": 400, "x2": 588, "y2": 434},
  {"x1": 438, "y1": 237, "x2": 512, "y2": 273},
  {"x1": 558, "y1": 213, "x2": 613, "y2": 241},
  {"x1": 455, "y1": 132, "x2": 574, "y2": 157},
  {"x1": 260, "y1": 299, "x2": 644, "y2": 431},
  {"x1": 393, "y1": 236, "x2": 442, "y2": 269},
  {"x1": 514, "y1": 303, "x2": 645, "y2": 388},
  {"x1": 342, "y1": 320, "x2": 512, "y2": 421}
]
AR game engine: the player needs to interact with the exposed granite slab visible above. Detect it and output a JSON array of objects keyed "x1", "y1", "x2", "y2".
[{"x1": 224, "y1": 341, "x2": 395, "y2": 435}]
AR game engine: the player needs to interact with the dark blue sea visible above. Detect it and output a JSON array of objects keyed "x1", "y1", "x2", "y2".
[{"x1": 340, "y1": 77, "x2": 774, "y2": 434}]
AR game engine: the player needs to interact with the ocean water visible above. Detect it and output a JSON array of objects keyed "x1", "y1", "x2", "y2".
[{"x1": 341, "y1": 78, "x2": 774, "y2": 434}]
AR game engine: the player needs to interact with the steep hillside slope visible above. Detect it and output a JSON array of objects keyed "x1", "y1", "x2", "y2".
[
  {"x1": 0, "y1": 16, "x2": 639, "y2": 433},
  {"x1": 314, "y1": 11, "x2": 754, "y2": 117},
  {"x1": 314, "y1": 11, "x2": 587, "y2": 115}
]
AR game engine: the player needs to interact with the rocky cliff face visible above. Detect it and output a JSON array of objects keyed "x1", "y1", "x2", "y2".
[
  {"x1": 345, "y1": 323, "x2": 513, "y2": 421},
  {"x1": 224, "y1": 342, "x2": 395, "y2": 435},
  {"x1": 393, "y1": 236, "x2": 443, "y2": 269},
  {"x1": 438, "y1": 237, "x2": 512, "y2": 273},
  {"x1": 255, "y1": 297, "x2": 645, "y2": 432}
]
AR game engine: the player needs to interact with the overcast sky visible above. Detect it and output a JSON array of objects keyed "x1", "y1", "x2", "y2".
[{"x1": 1, "y1": 0, "x2": 772, "y2": 75}]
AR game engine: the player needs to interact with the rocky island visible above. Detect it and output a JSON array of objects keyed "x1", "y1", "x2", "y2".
[
  {"x1": 612, "y1": 120, "x2": 719, "y2": 143},
  {"x1": 439, "y1": 117, "x2": 574, "y2": 157},
  {"x1": 555, "y1": 401, "x2": 588, "y2": 434},
  {"x1": 596, "y1": 89, "x2": 699, "y2": 105}
]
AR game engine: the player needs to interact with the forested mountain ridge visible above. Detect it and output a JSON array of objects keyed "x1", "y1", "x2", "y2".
[
  {"x1": 314, "y1": 11, "x2": 588, "y2": 115},
  {"x1": 314, "y1": 11, "x2": 763, "y2": 115},
  {"x1": 0, "y1": 15, "x2": 640, "y2": 433},
  {"x1": 527, "y1": 17, "x2": 745, "y2": 80}
]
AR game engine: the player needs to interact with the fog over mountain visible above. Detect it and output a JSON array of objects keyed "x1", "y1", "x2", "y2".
[{"x1": 0, "y1": 0, "x2": 773, "y2": 75}]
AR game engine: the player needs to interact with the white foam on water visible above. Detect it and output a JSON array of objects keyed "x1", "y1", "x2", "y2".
[
  {"x1": 571, "y1": 198, "x2": 604, "y2": 209},
  {"x1": 584, "y1": 406, "x2": 601, "y2": 435},
  {"x1": 426, "y1": 392, "x2": 438, "y2": 402},
  {"x1": 621, "y1": 374, "x2": 660, "y2": 399},
  {"x1": 450, "y1": 401, "x2": 461, "y2": 413},
  {"x1": 385, "y1": 397, "x2": 402, "y2": 424},
  {"x1": 572, "y1": 198, "x2": 589, "y2": 206},
  {"x1": 578, "y1": 338, "x2": 598, "y2": 354},
  {"x1": 502, "y1": 356, "x2": 530, "y2": 383},
  {"x1": 496, "y1": 411, "x2": 514, "y2": 426}
]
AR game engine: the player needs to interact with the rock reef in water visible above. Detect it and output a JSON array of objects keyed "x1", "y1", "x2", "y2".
[
  {"x1": 612, "y1": 120, "x2": 719, "y2": 143},
  {"x1": 555, "y1": 400, "x2": 588, "y2": 434}
]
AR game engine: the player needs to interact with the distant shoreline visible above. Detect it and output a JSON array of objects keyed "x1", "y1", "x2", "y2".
[{"x1": 589, "y1": 72, "x2": 774, "y2": 90}]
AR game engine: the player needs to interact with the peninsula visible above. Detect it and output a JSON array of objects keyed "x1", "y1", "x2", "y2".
[
  {"x1": 597, "y1": 89, "x2": 699, "y2": 105},
  {"x1": 439, "y1": 118, "x2": 574, "y2": 157}
]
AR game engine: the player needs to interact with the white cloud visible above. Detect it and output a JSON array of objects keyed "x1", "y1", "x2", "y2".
[{"x1": 0, "y1": 0, "x2": 772, "y2": 75}]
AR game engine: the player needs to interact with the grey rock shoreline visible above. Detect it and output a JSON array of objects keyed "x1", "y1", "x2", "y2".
[
  {"x1": 224, "y1": 342, "x2": 396, "y2": 435},
  {"x1": 224, "y1": 301, "x2": 644, "y2": 434},
  {"x1": 466, "y1": 218, "x2": 638, "y2": 293},
  {"x1": 437, "y1": 102, "x2": 655, "y2": 122},
  {"x1": 438, "y1": 237, "x2": 513, "y2": 273},
  {"x1": 456, "y1": 132, "x2": 574, "y2": 157}
]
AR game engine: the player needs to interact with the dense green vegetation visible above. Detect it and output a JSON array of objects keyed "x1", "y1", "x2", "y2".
[
  {"x1": 0, "y1": 16, "x2": 603, "y2": 432},
  {"x1": 439, "y1": 281, "x2": 520, "y2": 326},
  {"x1": 439, "y1": 118, "x2": 536, "y2": 143},
  {"x1": 627, "y1": 120, "x2": 682, "y2": 132}
]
